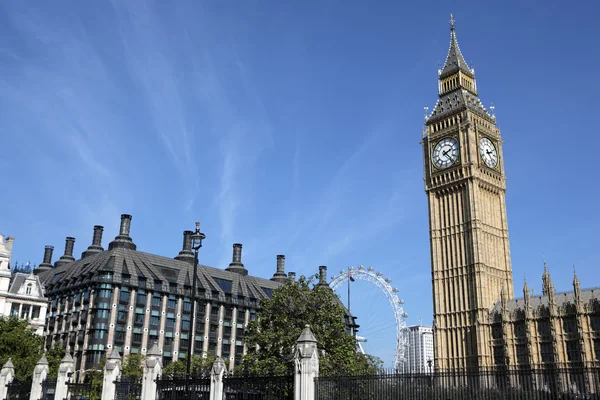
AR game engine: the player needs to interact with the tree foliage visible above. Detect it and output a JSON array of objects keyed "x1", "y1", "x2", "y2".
[
  {"x1": 46, "y1": 343, "x2": 66, "y2": 378},
  {"x1": 0, "y1": 316, "x2": 44, "y2": 381},
  {"x1": 162, "y1": 355, "x2": 216, "y2": 378},
  {"x1": 122, "y1": 354, "x2": 145, "y2": 380},
  {"x1": 241, "y1": 275, "x2": 382, "y2": 376}
]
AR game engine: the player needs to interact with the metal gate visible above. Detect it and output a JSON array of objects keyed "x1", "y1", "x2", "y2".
[
  {"x1": 40, "y1": 378, "x2": 56, "y2": 400},
  {"x1": 66, "y1": 381, "x2": 94, "y2": 400},
  {"x1": 223, "y1": 375, "x2": 294, "y2": 400},
  {"x1": 114, "y1": 377, "x2": 142, "y2": 400},
  {"x1": 4, "y1": 380, "x2": 31, "y2": 400},
  {"x1": 155, "y1": 376, "x2": 210, "y2": 400}
]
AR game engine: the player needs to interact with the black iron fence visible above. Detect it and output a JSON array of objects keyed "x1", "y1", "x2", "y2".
[
  {"x1": 155, "y1": 376, "x2": 211, "y2": 400},
  {"x1": 223, "y1": 374, "x2": 294, "y2": 400},
  {"x1": 315, "y1": 365, "x2": 600, "y2": 400},
  {"x1": 4, "y1": 380, "x2": 31, "y2": 400},
  {"x1": 66, "y1": 380, "x2": 95, "y2": 400},
  {"x1": 40, "y1": 378, "x2": 56, "y2": 400},
  {"x1": 114, "y1": 377, "x2": 142, "y2": 400}
]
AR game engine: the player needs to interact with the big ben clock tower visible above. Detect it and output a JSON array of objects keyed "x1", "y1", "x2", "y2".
[{"x1": 423, "y1": 16, "x2": 514, "y2": 370}]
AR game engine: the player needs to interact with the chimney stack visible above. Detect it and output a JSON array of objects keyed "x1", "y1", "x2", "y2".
[
  {"x1": 225, "y1": 243, "x2": 247, "y2": 275},
  {"x1": 35, "y1": 245, "x2": 54, "y2": 274},
  {"x1": 82, "y1": 225, "x2": 105, "y2": 259},
  {"x1": 43, "y1": 246, "x2": 54, "y2": 264},
  {"x1": 92, "y1": 225, "x2": 103, "y2": 246},
  {"x1": 54, "y1": 237, "x2": 76, "y2": 268},
  {"x1": 317, "y1": 266, "x2": 331, "y2": 289},
  {"x1": 288, "y1": 272, "x2": 296, "y2": 282},
  {"x1": 175, "y1": 230, "x2": 194, "y2": 264},
  {"x1": 108, "y1": 214, "x2": 137, "y2": 250},
  {"x1": 270, "y1": 255, "x2": 288, "y2": 283}
]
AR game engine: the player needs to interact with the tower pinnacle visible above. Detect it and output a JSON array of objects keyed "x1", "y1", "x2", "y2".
[{"x1": 449, "y1": 14, "x2": 455, "y2": 30}]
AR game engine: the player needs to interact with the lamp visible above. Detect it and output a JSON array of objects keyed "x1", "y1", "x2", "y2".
[{"x1": 186, "y1": 222, "x2": 206, "y2": 386}]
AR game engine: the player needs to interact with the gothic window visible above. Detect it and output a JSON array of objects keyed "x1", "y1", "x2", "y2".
[
  {"x1": 563, "y1": 317, "x2": 577, "y2": 334},
  {"x1": 516, "y1": 345, "x2": 529, "y2": 364},
  {"x1": 514, "y1": 321, "x2": 527, "y2": 337},
  {"x1": 540, "y1": 342, "x2": 554, "y2": 363},
  {"x1": 566, "y1": 340, "x2": 581, "y2": 362},
  {"x1": 591, "y1": 315, "x2": 600, "y2": 332},
  {"x1": 537, "y1": 320, "x2": 551, "y2": 337},
  {"x1": 594, "y1": 340, "x2": 600, "y2": 361}
]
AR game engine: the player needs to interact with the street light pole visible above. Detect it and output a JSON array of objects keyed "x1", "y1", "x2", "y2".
[{"x1": 186, "y1": 222, "x2": 206, "y2": 385}]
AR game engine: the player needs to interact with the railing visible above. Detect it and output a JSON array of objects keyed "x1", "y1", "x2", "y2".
[
  {"x1": 223, "y1": 373, "x2": 294, "y2": 400},
  {"x1": 4, "y1": 380, "x2": 31, "y2": 400},
  {"x1": 315, "y1": 365, "x2": 600, "y2": 400},
  {"x1": 66, "y1": 380, "x2": 95, "y2": 400},
  {"x1": 41, "y1": 378, "x2": 57, "y2": 400},
  {"x1": 155, "y1": 376, "x2": 211, "y2": 400},
  {"x1": 114, "y1": 377, "x2": 142, "y2": 400}
]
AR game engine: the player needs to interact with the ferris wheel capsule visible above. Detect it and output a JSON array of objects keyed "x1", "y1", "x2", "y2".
[
  {"x1": 367, "y1": 267, "x2": 374, "y2": 272},
  {"x1": 348, "y1": 266, "x2": 355, "y2": 271},
  {"x1": 376, "y1": 272, "x2": 383, "y2": 277},
  {"x1": 358, "y1": 265, "x2": 365, "y2": 271},
  {"x1": 392, "y1": 288, "x2": 399, "y2": 293},
  {"x1": 385, "y1": 278, "x2": 392, "y2": 283}
]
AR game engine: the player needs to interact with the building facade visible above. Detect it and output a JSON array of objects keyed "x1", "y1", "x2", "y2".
[
  {"x1": 37, "y1": 214, "x2": 355, "y2": 379},
  {"x1": 406, "y1": 325, "x2": 434, "y2": 373},
  {"x1": 0, "y1": 234, "x2": 48, "y2": 335},
  {"x1": 422, "y1": 17, "x2": 600, "y2": 370}
]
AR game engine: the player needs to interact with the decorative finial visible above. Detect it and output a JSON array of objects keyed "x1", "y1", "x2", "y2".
[
  {"x1": 490, "y1": 103, "x2": 496, "y2": 119},
  {"x1": 449, "y1": 14, "x2": 456, "y2": 30},
  {"x1": 424, "y1": 105, "x2": 429, "y2": 121}
]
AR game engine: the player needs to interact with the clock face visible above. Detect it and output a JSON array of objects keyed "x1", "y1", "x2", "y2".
[
  {"x1": 432, "y1": 137, "x2": 459, "y2": 169},
  {"x1": 479, "y1": 137, "x2": 498, "y2": 168}
]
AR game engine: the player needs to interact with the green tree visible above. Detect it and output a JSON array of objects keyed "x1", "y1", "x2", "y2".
[
  {"x1": 121, "y1": 354, "x2": 145, "y2": 380},
  {"x1": 162, "y1": 355, "x2": 217, "y2": 378},
  {"x1": 241, "y1": 275, "x2": 382, "y2": 376},
  {"x1": 46, "y1": 343, "x2": 66, "y2": 378},
  {"x1": 82, "y1": 358, "x2": 104, "y2": 400},
  {"x1": 0, "y1": 316, "x2": 44, "y2": 381}
]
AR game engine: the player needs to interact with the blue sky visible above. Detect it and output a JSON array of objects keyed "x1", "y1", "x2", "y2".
[{"x1": 1, "y1": 0, "x2": 599, "y2": 366}]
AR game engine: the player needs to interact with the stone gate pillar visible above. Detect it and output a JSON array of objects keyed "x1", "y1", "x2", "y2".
[
  {"x1": 141, "y1": 342, "x2": 162, "y2": 400},
  {"x1": 294, "y1": 325, "x2": 319, "y2": 400},
  {"x1": 30, "y1": 354, "x2": 50, "y2": 400},
  {"x1": 101, "y1": 349, "x2": 122, "y2": 400},
  {"x1": 210, "y1": 357, "x2": 226, "y2": 400},
  {"x1": 55, "y1": 351, "x2": 75, "y2": 400},
  {"x1": 0, "y1": 358, "x2": 15, "y2": 400}
]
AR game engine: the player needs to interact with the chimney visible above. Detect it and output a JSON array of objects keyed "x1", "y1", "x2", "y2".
[
  {"x1": 108, "y1": 214, "x2": 137, "y2": 250},
  {"x1": 317, "y1": 266, "x2": 331, "y2": 289},
  {"x1": 35, "y1": 245, "x2": 54, "y2": 274},
  {"x1": 175, "y1": 230, "x2": 194, "y2": 263},
  {"x1": 43, "y1": 246, "x2": 54, "y2": 264},
  {"x1": 54, "y1": 237, "x2": 76, "y2": 268},
  {"x1": 92, "y1": 225, "x2": 103, "y2": 246},
  {"x1": 288, "y1": 272, "x2": 296, "y2": 282},
  {"x1": 81, "y1": 225, "x2": 105, "y2": 259},
  {"x1": 225, "y1": 243, "x2": 247, "y2": 275},
  {"x1": 270, "y1": 255, "x2": 288, "y2": 283}
]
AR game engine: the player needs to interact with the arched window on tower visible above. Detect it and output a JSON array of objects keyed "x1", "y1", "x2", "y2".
[{"x1": 26, "y1": 283, "x2": 32, "y2": 295}]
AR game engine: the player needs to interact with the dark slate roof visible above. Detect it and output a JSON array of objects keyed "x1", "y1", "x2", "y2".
[
  {"x1": 489, "y1": 287, "x2": 600, "y2": 317},
  {"x1": 8, "y1": 273, "x2": 26, "y2": 294},
  {"x1": 439, "y1": 28, "x2": 473, "y2": 80},
  {"x1": 426, "y1": 89, "x2": 494, "y2": 124},
  {"x1": 39, "y1": 246, "x2": 281, "y2": 299},
  {"x1": 8, "y1": 273, "x2": 46, "y2": 297}
]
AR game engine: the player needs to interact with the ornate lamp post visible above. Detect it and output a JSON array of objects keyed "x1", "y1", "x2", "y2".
[{"x1": 186, "y1": 222, "x2": 206, "y2": 381}]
